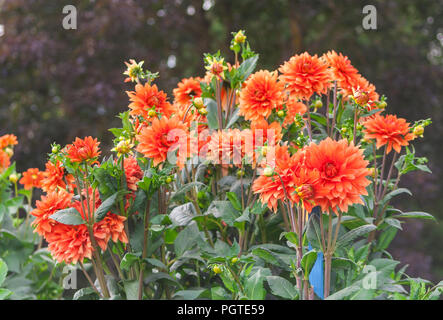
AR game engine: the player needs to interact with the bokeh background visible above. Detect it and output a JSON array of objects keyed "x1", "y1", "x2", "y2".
[{"x1": 1, "y1": 0, "x2": 442, "y2": 281}]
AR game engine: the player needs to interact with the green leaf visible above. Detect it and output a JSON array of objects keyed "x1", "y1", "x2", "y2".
[
  {"x1": 173, "y1": 289, "x2": 205, "y2": 300},
  {"x1": 0, "y1": 288, "x2": 12, "y2": 300},
  {"x1": 381, "y1": 188, "x2": 412, "y2": 205},
  {"x1": 266, "y1": 276, "x2": 298, "y2": 299},
  {"x1": 301, "y1": 250, "x2": 318, "y2": 280},
  {"x1": 0, "y1": 259, "x2": 8, "y2": 286},
  {"x1": 49, "y1": 207, "x2": 85, "y2": 226},
  {"x1": 245, "y1": 267, "x2": 271, "y2": 300},
  {"x1": 326, "y1": 285, "x2": 360, "y2": 300},
  {"x1": 395, "y1": 211, "x2": 436, "y2": 221},
  {"x1": 174, "y1": 223, "x2": 201, "y2": 257},
  {"x1": 171, "y1": 182, "x2": 206, "y2": 201},
  {"x1": 384, "y1": 218, "x2": 402, "y2": 230},
  {"x1": 204, "y1": 98, "x2": 219, "y2": 130},
  {"x1": 227, "y1": 192, "x2": 242, "y2": 211},
  {"x1": 169, "y1": 202, "x2": 197, "y2": 226},
  {"x1": 306, "y1": 214, "x2": 323, "y2": 250},
  {"x1": 226, "y1": 108, "x2": 240, "y2": 128},
  {"x1": 120, "y1": 252, "x2": 141, "y2": 271},
  {"x1": 336, "y1": 224, "x2": 376, "y2": 248},
  {"x1": 95, "y1": 190, "x2": 127, "y2": 221},
  {"x1": 211, "y1": 286, "x2": 230, "y2": 300},
  {"x1": 123, "y1": 280, "x2": 139, "y2": 300},
  {"x1": 237, "y1": 55, "x2": 259, "y2": 81}
]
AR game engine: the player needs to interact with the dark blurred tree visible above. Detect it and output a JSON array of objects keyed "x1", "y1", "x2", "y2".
[{"x1": 1, "y1": 0, "x2": 442, "y2": 279}]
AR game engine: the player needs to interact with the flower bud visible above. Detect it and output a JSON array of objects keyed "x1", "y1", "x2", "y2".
[
  {"x1": 413, "y1": 125, "x2": 424, "y2": 138},
  {"x1": 193, "y1": 97, "x2": 204, "y2": 109},
  {"x1": 231, "y1": 257, "x2": 239, "y2": 264},
  {"x1": 378, "y1": 101, "x2": 387, "y2": 109},
  {"x1": 4, "y1": 147, "x2": 13, "y2": 157},
  {"x1": 148, "y1": 110, "x2": 157, "y2": 118},
  {"x1": 212, "y1": 265, "x2": 222, "y2": 274},
  {"x1": 9, "y1": 173, "x2": 19, "y2": 184},
  {"x1": 52, "y1": 145, "x2": 60, "y2": 154},
  {"x1": 277, "y1": 110, "x2": 285, "y2": 117},
  {"x1": 234, "y1": 31, "x2": 246, "y2": 44},
  {"x1": 263, "y1": 167, "x2": 274, "y2": 177},
  {"x1": 314, "y1": 100, "x2": 323, "y2": 109},
  {"x1": 353, "y1": 90, "x2": 369, "y2": 106},
  {"x1": 261, "y1": 146, "x2": 268, "y2": 157},
  {"x1": 199, "y1": 107, "x2": 208, "y2": 116},
  {"x1": 236, "y1": 170, "x2": 245, "y2": 178}
]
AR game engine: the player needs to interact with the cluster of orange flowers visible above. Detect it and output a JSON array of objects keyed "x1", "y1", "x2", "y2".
[
  {"x1": 253, "y1": 139, "x2": 371, "y2": 214},
  {"x1": 27, "y1": 137, "x2": 144, "y2": 264},
  {"x1": 127, "y1": 50, "x2": 416, "y2": 215},
  {"x1": 0, "y1": 134, "x2": 18, "y2": 172}
]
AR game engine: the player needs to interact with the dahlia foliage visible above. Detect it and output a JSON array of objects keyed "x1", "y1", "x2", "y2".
[{"x1": 0, "y1": 31, "x2": 439, "y2": 300}]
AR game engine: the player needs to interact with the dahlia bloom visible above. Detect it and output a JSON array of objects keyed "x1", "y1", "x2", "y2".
[
  {"x1": 303, "y1": 138, "x2": 371, "y2": 213},
  {"x1": 124, "y1": 156, "x2": 143, "y2": 191},
  {"x1": 41, "y1": 160, "x2": 75, "y2": 193},
  {"x1": 173, "y1": 77, "x2": 203, "y2": 106},
  {"x1": 252, "y1": 145, "x2": 300, "y2": 212},
  {"x1": 239, "y1": 70, "x2": 285, "y2": 121},
  {"x1": 205, "y1": 129, "x2": 252, "y2": 166},
  {"x1": 19, "y1": 168, "x2": 45, "y2": 190},
  {"x1": 362, "y1": 114, "x2": 415, "y2": 153},
  {"x1": 279, "y1": 52, "x2": 332, "y2": 100},
  {"x1": 136, "y1": 115, "x2": 188, "y2": 167},
  {"x1": 0, "y1": 150, "x2": 11, "y2": 173},
  {"x1": 66, "y1": 136, "x2": 101, "y2": 163},
  {"x1": 42, "y1": 193, "x2": 128, "y2": 264},
  {"x1": 127, "y1": 83, "x2": 174, "y2": 120},
  {"x1": 0, "y1": 134, "x2": 18, "y2": 149},
  {"x1": 322, "y1": 50, "x2": 360, "y2": 92},
  {"x1": 283, "y1": 99, "x2": 307, "y2": 128},
  {"x1": 31, "y1": 190, "x2": 73, "y2": 236}
]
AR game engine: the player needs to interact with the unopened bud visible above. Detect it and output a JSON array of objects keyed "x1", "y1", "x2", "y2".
[
  {"x1": 148, "y1": 110, "x2": 157, "y2": 118},
  {"x1": 194, "y1": 97, "x2": 204, "y2": 109},
  {"x1": 9, "y1": 173, "x2": 19, "y2": 184},
  {"x1": 277, "y1": 110, "x2": 285, "y2": 117},
  {"x1": 263, "y1": 167, "x2": 274, "y2": 177},
  {"x1": 234, "y1": 31, "x2": 246, "y2": 44},
  {"x1": 4, "y1": 147, "x2": 13, "y2": 157},
  {"x1": 199, "y1": 108, "x2": 208, "y2": 116},
  {"x1": 212, "y1": 265, "x2": 222, "y2": 274},
  {"x1": 413, "y1": 125, "x2": 424, "y2": 138}
]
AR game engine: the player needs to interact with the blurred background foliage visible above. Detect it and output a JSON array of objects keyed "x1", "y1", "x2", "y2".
[{"x1": 0, "y1": 0, "x2": 442, "y2": 280}]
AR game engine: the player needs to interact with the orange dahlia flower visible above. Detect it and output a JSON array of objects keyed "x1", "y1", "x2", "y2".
[
  {"x1": 47, "y1": 224, "x2": 93, "y2": 264},
  {"x1": 41, "y1": 160, "x2": 75, "y2": 193},
  {"x1": 283, "y1": 99, "x2": 307, "y2": 128},
  {"x1": 239, "y1": 70, "x2": 285, "y2": 121},
  {"x1": 124, "y1": 156, "x2": 143, "y2": 191},
  {"x1": 362, "y1": 114, "x2": 415, "y2": 154},
  {"x1": 205, "y1": 129, "x2": 253, "y2": 166},
  {"x1": 127, "y1": 83, "x2": 174, "y2": 120},
  {"x1": 252, "y1": 145, "x2": 300, "y2": 212},
  {"x1": 66, "y1": 136, "x2": 101, "y2": 163},
  {"x1": 322, "y1": 50, "x2": 360, "y2": 92},
  {"x1": 19, "y1": 168, "x2": 45, "y2": 189},
  {"x1": 0, "y1": 150, "x2": 10, "y2": 173},
  {"x1": 303, "y1": 138, "x2": 371, "y2": 213},
  {"x1": 173, "y1": 77, "x2": 203, "y2": 106},
  {"x1": 136, "y1": 116, "x2": 188, "y2": 167},
  {"x1": 250, "y1": 118, "x2": 283, "y2": 145},
  {"x1": 279, "y1": 52, "x2": 332, "y2": 100},
  {"x1": 31, "y1": 190, "x2": 73, "y2": 236},
  {"x1": 0, "y1": 134, "x2": 18, "y2": 149},
  {"x1": 291, "y1": 167, "x2": 331, "y2": 213}
]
